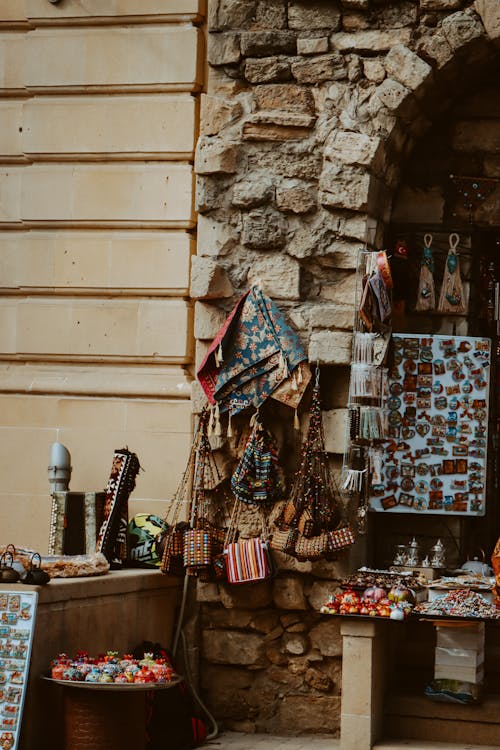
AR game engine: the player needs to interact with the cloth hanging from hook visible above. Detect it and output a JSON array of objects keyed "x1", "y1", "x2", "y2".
[{"x1": 197, "y1": 285, "x2": 307, "y2": 415}]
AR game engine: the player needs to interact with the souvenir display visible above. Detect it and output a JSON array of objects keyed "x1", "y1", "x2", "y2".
[
  {"x1": 437, "y1": 233, "x2": 467, "y2": 314},
  {"x1": 49, "y1": 491, "x2": 105, "y2": 556},
  {"x1": 160, "y1": 407, "x2": 231, "y2": 580},
  {"x1": 272, "y1": 368, "x2": 355, "y2": 560},
  {"x1": 370, "y1": 333, "x2": 490, "y2": 516},
  {"x1": 95, "y1": 448, "x2": 141, "y2": 566},
  {"x1": 414, "y1": 589, "x2": 500, "y2": 620},
  {"x1": 0, "y1": 591, "x2": 37, "y2": 750},
  {"x1": 197, "y1": 285, "x2": 307, "y2": 421},
  {"x1": 415, "y1": 234, "x2": 436, "y2": 311},
  {"x1": 48, "y1": 650, "x2": 179, "y2": 685}
]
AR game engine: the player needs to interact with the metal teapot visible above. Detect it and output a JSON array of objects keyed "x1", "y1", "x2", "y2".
[
  {"x1": 461, "y1": 549, "x2": 492, "y2": 577},
  {"x1": 21, "y1": 553, "x2": 50, "y2": 585},
  {"x1": 0, "y1": 551, "x2": 20, "y2": 583}
]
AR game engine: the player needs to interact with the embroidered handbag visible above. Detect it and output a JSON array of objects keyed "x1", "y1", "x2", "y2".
[{"x1": 225, "y1": 537, "x2": 272, "y2": 584}]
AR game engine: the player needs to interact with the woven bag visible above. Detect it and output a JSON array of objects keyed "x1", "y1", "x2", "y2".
[
  {"x1": 294, "y1": 532, "x2": 329, "y2": 562},
  {"x1": 269, "y1": 528, "x2": 297, "y2": 556},
  {"x1": 225, "y1": 538, "x2": 272, "y2": 584}
]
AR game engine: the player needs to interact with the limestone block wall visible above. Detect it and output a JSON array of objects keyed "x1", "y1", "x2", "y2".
[
  {"x1": 0, "y1": 0, "x2": 205, "y2": 549},
  {"x1": 192, "y1": 0, "x2": 500, "y2": 736}
]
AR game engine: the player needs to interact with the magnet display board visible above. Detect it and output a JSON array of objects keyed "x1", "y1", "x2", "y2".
[
  {"x1": 370, "y1": 334, "x2": 490, "y2": 516},
  {"x1": 0, "y1": 590, "x2": 38, "y2": 750}
]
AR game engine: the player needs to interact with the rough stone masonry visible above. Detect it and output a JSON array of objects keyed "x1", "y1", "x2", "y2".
[{"x1": 190, "y1": 0, "x2": 500, "y2": 735}]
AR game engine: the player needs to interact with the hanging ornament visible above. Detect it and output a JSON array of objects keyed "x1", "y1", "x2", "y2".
[
  {"x1": 450, "y1": 174, "x2": 498, "y2": 223},
  {"x1": 437, "y1": 233, "x2": 466, "y2": 315},
  {"x1": 415, "y1": 233, "x2": 436, "y2": 312}
]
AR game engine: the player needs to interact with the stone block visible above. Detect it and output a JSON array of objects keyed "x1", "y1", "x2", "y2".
[
  {"x1": 207, "y1": 31, "x2": 241, "y2": 65},
  {"x1": 331, "y1": 29, "x2": 412, "y2": 52},
  {"x1": 17, "y1": 163, "x2": 194, "y2": 226},
  {"x1": 276, "y1": 186, "x2": 316, "y2": 213},
  {"x1": 417, "y1": 32, "x2": 453, "y2": 69},
  {"x1": 420, "y1": 0, "x2": 462, "y2": 7},
  {"x1": 25, "y1": 0, "x2": 203, "y2": 21},
  {"x1": 291, "y1": 54, "x2": 346, "y2": 83},
  {"x1": 0, "y1": 230, "x2": 192, "y2": 292},
  {"x1": 363, "y1": 58, "x2": 386, "y2": 84},
  {"x1": 202, "y1": 629, "x2": 265, "y2": 665},
  {"x1": 310, "y1": 304, "x2": 354, "y2": 329},
  {"x1": 200, "y1": 93, "x2": 243, "y2": 136},
  {"x1": 288, "y1": 1, "x2": 341, "y2": 31},
  {"x1": 308, "y1": 580, "x2": 339, "y2": 611},
  {"x1": 232, "y1": 178, "x2": 275, "y2": 208},
  {"x1": 191, "y1": 379, "x2": 209, "y2": 414},
  {"x1": 243, "y1": 122, "x2": 313, "y2": 141},
  {"x1": 240, "y1": 30, "x2": 296, "y2": 57},
  {"x1": 25, "y1": 26, "x2": 203, "y2": 92},
  {"x1": 325, "y1": 130, "x2": 381, "y2": 167},
  {"x1": 195, "y1": 136, "x2": 239, "y2": 174},
  {"x1": 194, "y1": 301, "x2": 227, "y2": 340},
  {"x1": 23, "y1": 95, "x2": 196, "y2": 157},
  {"x1": 273, "y1": 575, "x2": 308, "y2": 610},
  {"x1": 241, "y1": 209, "x2": 287, "y2": 249},
  {"x1": 308, "y1": 331, "x2": 352, "y2": 365},
  {"x1": 279, "y1": 695, "x2": 341, "y2": 733},
  {"x1": 475, "y1": 0, "x2": 500, "y2": 40},
  {"x1": 197, "y1": 214, "x2": 238, "y2": 257},
  {"x1": 190, "y1": 256, "x2": 234, "y2": 300},
  {"x1": 283, "y1": 632, "x2": 309, "y2": 654},
  {"x1": 441, "y1": 10, "x2": 485, "y2": 51},
  {"x1": 211, "y1": 0, "x2": 257, "y2": 31},
  {"x1": 321, "y1": 273, "x2": 358, "y2": 307},
  {"x1": 373, "y1": 78, "x2": 411, "y2": 112},
  {"x1": 0, "y1": 35, "x2": 25, "y2": 92},
  {"x1": 247, "y1": 254, "x2": 301, "y2": 300},
  {"x1": 245, "y1": 57, "x2": 292, "y2": 83},
  {"x1": 384, "y1": 44, "x2": 432, "y2": 93},
  {"x1": 253, "y1": 0, "x2": 288, "y2": 30},
  {"x1": 319, "y1": 165, "x2": 371, "y2": 210},
  {"x1": 254, "y1": 83, "x2": 315, "y2": 113},
  {"x1": 220, "y1": 581, "x2": 273, "y2": 608},
  {"x1": 0, "y1": 100, "x2": 22, "y2": 156},
  {"x1": 197, "y1": 581, "x2": 221, "y2": 603},
  {"x1": 196, "y1": 175, "x2": 231, "y2": 213},
  {"x1": 11, "y1": 297, "x2": 192, "y2": 360},
  {"x1": 297, "y1": 36, "x2": 329, "y2": 55},
  {"x1": 322, "y1": 409, "x2": 348, "y2": 454}
]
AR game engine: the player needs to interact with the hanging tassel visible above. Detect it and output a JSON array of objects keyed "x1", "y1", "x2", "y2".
[
  {"x1": 294, "y1": 408, "x2": 300, "y2": 430},
  {"x1": 292, "y1": 371, "x2": 298, "y2": 392},
  {"x1": 438, "y1": 233, "x2": 466, "y2": 314},
  {"x1": 208, "y1": 405, "x2": 216, "y2": 436},
  {"x1": 297, "y1": 365, "x2": 303, "y2": 385},
  {"x1": 415, "y1": 233, "x2": 436, "y2": 311},
  {"x1": 227, "y1": 411, "x2": 233, "y2": 438},
  {"x1": 215, "y1": 342, "x2": 223, "y2": 367},
  {"x1": 214, "y1": 402, "x2": 222, "y2": 437}
]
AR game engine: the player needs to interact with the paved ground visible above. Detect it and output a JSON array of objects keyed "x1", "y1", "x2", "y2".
[{"x1": 204, "y1": 734, "x2": 499, "y2": 750}]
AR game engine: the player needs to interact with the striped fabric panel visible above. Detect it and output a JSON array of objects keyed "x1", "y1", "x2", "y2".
[{"x1": 225, "y1": 539, "x2": 270, "y2": 583}]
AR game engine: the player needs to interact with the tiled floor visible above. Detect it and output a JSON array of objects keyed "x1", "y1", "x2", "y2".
[{"x1": 204, "y1": 734, "x2": 500, "y2": 750}]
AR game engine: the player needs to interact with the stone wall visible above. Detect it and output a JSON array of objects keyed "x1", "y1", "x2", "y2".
[{"x1": 194, "y1": 0, "x2": 500, "y2": 734}]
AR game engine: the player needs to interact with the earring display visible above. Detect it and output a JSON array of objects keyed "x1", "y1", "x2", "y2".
[{"x1": 369, "y1": 333, "x2": 490, "y2": 516}]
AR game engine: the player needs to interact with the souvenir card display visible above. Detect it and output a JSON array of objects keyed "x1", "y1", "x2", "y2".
[
  {"x1": 0, "y1": 591, "x2": 37, "y2": 750},
  {"x1": 369, "y1": 334, "x2": 490, "y2": 516}
]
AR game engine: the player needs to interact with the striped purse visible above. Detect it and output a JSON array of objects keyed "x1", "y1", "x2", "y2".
[{"x1": 224, "y1": 537, "x2": 272, "y2": 584}]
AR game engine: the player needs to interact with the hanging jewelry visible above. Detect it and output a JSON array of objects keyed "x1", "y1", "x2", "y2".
[
  {"x1": 415, "y1": 233, "x2": 436, "y2": 311},
  {"x1": 438, "y1": 233, "x2": 466, "y2": 314}
]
